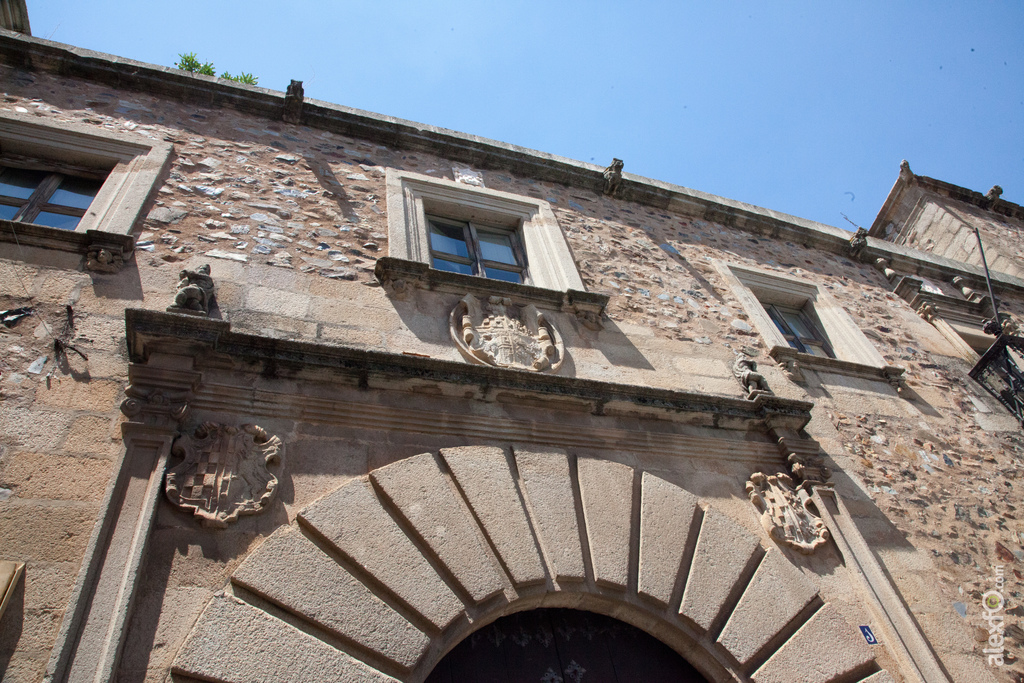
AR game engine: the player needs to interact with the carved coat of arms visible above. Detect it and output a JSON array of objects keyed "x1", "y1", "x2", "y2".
[
  {"x1": 746, "y1": 471, "x2": 829, "y2": 554},
  {"x1": 450, "y1": 294, "x2": 564, "y2": 373},
  {"x1": 166, "y1": 422, "x2": 282, "y2": 528}
]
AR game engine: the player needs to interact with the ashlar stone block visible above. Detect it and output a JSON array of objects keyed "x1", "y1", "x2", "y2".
[
  {"x1": 858, "y1": 672, "x2": 896, "y2": 683},
  {"x1": 638, "y1": 472, "x2": 699, "y2": 606},
  {"x1": 717, "y1": 548, "x2": 819, "y2": 666},
  {"x1": 299, "y1": 478, "x2": 463, "y2": 629},
  {"x1": 679, "y1": 506, "x2": 761, "y2": 634},
  {"x1": 751, "y1": 603, "x2": 874, "y2": 683},
  {"x1": 231, "y1": 527, "x2": 429, "y2": 669},
  {"x1": 440, "y1": 446, "x2": 545, "y2": 586},
  {"x1": 172, "y1": 595, "x2": 399, "y2": 683},
  {"x1": 370, "y1": 452, "x2": 504, "y2": 603},
  {"x1": 577, "y1": 457, "x2": 633, "y2": 589},
  {"x1": 513, "y1": 446, "x2": 585, "y2": 582}
]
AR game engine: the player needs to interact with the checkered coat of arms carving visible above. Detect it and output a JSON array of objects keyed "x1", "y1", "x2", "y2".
[{"x1": 166, "y1": 422, "x2": 282, "y2": 528}]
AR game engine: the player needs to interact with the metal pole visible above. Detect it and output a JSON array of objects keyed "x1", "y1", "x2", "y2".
[{"x1": 975, "y1": 227, "x2": 1001, "y2": 329}]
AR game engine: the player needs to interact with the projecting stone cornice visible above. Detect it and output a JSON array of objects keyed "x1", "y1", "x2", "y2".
[
  {"x1": 4, "y1": 29, "x2": 1020, "y2": 297},
  {"x1": 125, "y1": 308, "x2": 813, "y2": 433}
]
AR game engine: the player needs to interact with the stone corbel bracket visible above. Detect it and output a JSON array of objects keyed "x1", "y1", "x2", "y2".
[
  {"x1": 120, "y1": 361, "x2": 202, "y2": 429},
  {"x1": 375, "y1": 256, "x2": 610, "y2": 330},
  {"x1": 1, "y1": 220, "x2": 135, "y2": 269},
  {"x1": 765, "y1": 414, "x2": 831, "y2": 487},
  {"x1": 85, "y1": 230, "x2": 135, "y2": 273}
]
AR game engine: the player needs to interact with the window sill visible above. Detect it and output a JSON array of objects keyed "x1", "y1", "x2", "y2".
[
  {"x1": 769, "y1": 345, "x2": 905, "y2": 388},
  {"x1": 374, "y1": 256, "x2": 608, "y2": 329},
  {"x1": 0, "y1": 219, "x2": 134, "y2": 271}
]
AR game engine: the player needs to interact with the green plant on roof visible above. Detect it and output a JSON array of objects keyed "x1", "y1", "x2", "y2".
[
  {"x1": 175, "y1": 53, "x2": 215, "y2": 76},
  {"x1": 175, "y1": 53, "x2": 258, "y2": 85},
  {"x1": 221, "y1": 71, "x2": 259, "y2": 85}
]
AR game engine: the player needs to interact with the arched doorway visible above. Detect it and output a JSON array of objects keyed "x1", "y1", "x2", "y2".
[
  {"x1": 173, "y1": 447, "x2": 880, "y2": 683},
  {"x1": 426, "y1": 608, "x2": 710, "y2": 683}
]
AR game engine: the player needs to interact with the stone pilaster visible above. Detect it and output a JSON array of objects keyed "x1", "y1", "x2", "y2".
[{"x1": 45, "y1": 360, "x2": 199, "y2": 683}]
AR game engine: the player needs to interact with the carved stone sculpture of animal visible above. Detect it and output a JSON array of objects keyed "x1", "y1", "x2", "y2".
[{"x1": 168, "y1": 264, "x2": 215, "y2": 316}]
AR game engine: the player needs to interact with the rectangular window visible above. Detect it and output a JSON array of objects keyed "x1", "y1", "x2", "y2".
[
  {"x1": 765, "y1": 304, "x2": 834, "y2": 358},
  {"x1": 0, "y1": 165, "x2": 106, "y2": 231},
  {"x1": 716, "y1": 261, "x2": 893, "y2": 379},
  {"x1": 427, "y1": 215, "x2": 528, "y2": 284}
]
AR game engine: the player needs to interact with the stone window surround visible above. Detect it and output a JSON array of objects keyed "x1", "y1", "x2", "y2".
[
  {"x1": 0, "y1": 111, "x2": 172, "y2": 256},
  {"x1": 716, "y1": 261, "x2": 898, "y2": 381},
  {"x1": 385, "y1": 168, "x2": 585, "y2": 293}
]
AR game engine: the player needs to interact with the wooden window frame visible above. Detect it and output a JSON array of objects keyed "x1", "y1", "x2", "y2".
[
  {"x1": 427, "y1": 215, "x2": 529, "y2": 284},
  {"x1": 0, "y1": 164, "x2": 106, "y2": 230},
  {"x1": 385, "y1": 169, "x2": 586, "y2": 293},
  {"x1": 765, "y1": 303, "x2": 835, "y2": 358}
]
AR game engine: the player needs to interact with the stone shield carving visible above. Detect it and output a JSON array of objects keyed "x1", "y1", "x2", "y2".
[
  {"x1": 746, "y1": 471, "x2": 829, "y2": 554},
  {"x1": 166, "y1": 422, "x2": 282, "y2": 528},
  {"x1": 450, "y1": 294, "x2": 564, "y2": 372}
]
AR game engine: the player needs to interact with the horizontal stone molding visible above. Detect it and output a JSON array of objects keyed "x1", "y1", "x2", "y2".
[
  {"x1": 768, "y1": 345, "x2": 905, "y2": 387},
  {"x1": 125, "y1": 309, "x2": 815, "y2": 433},
  {"x1": 0, "y1": 221, "x2": 134, "y2": 261},
  {"x1": 374, "y1": 256, "x2": 608, "y2": 322},
  {"x1": 0, "y1": 30, "x2": 1013, "y2": 296},
  {"x1": 173, "y1": 449, "x2": 885, "y2": 682}
]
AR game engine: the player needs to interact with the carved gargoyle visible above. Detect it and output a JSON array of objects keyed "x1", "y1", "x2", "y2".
[
  {"x1": 898, "y1": 159, "x2": 913, "y2": 182},
  {"x1": 733, "y1": 356, "x2": 772, "y2": 399},
  {"x1": 847, "y1": 227, "x2": 868, "y2": 258},
  {"x1": 602, "y1": 158, "x2": 623, "y2": 196},
  {"x1": 980, "y1": 185, "x2": 1003, "y2": 210},
  {"x1": 283, "y1": 79, "x2": 304, "y2": 124},
  {"x1": 167, "y1": 264, "x2": 215, "y2": 316}
]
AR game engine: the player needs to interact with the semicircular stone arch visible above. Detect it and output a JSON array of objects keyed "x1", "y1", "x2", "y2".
[{"x1": 172, "y1": 446, "x2": 892, "y2": 683}]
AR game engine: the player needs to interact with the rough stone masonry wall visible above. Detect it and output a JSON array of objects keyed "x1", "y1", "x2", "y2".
[{"x1": 0, "y1": 63, "x2": 1022, "y2": 681}]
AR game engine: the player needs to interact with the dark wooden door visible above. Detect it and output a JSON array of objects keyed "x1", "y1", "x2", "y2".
[{"x1": 426, "y1": 608, "x2": 710, "y2": 683}]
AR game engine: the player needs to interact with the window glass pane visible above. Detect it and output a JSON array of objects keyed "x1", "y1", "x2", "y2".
[
  {"x1": 49, "y1": 176, "x2": 103, "y2": 209},
  {"x1": 0, "y1": 167, "x2": 47, "y2": 200},
  {"x1": 31, "y1": 211, "x2": 81, "y2": 231},
  {"x1": 0, "y1": 204, "x2": 19, "y2": 220},
  {"x1": 802, "y1": 343, "x2": 831, "y2": 358},
  {"x1": 432, "y1": 256, "x2": 473, "y2": 275},
  {"x1": 428, "y1": 220, "x2": 470, "y2": 258},
  {"x1": 477, "y1": 231, "x2": 518, "y2": 265},
  {"x1": 781, "y1": 310, "x2": 816, "y2": 340},
  {"x1": 483, "y1": 266, "x2": 523, "y2": 283}
]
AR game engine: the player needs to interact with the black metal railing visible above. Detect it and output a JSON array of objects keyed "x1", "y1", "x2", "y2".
[{"x1": 970, "y1": 334, "x2": 1024, "y2": 426}]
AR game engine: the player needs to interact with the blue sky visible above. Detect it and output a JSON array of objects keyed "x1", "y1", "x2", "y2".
[{"x1": 27, "y1": 1, "x2": 1024, "y2": 231}]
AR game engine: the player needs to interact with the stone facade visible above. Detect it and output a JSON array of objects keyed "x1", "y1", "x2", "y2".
[{"x1": 0, "y1": 24, "x2": 1021, "y2": 683}]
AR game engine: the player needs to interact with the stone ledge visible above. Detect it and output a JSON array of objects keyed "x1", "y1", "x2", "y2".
[
  {"x1": 126, "y1": 308, "x2": 814, "y2": 431},
  {"x1": 768, "y1": 345, "x2": 904, "y2": 387},
  {"x1": 3, "y1": 29, "x2": 1009, "y2": 296},
  {"x1": 0, "y1": 220, "x2": 133, "y2": 263},
  {"x1": 374, "y1": 256, "x2": 608, "y2": 318}
]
